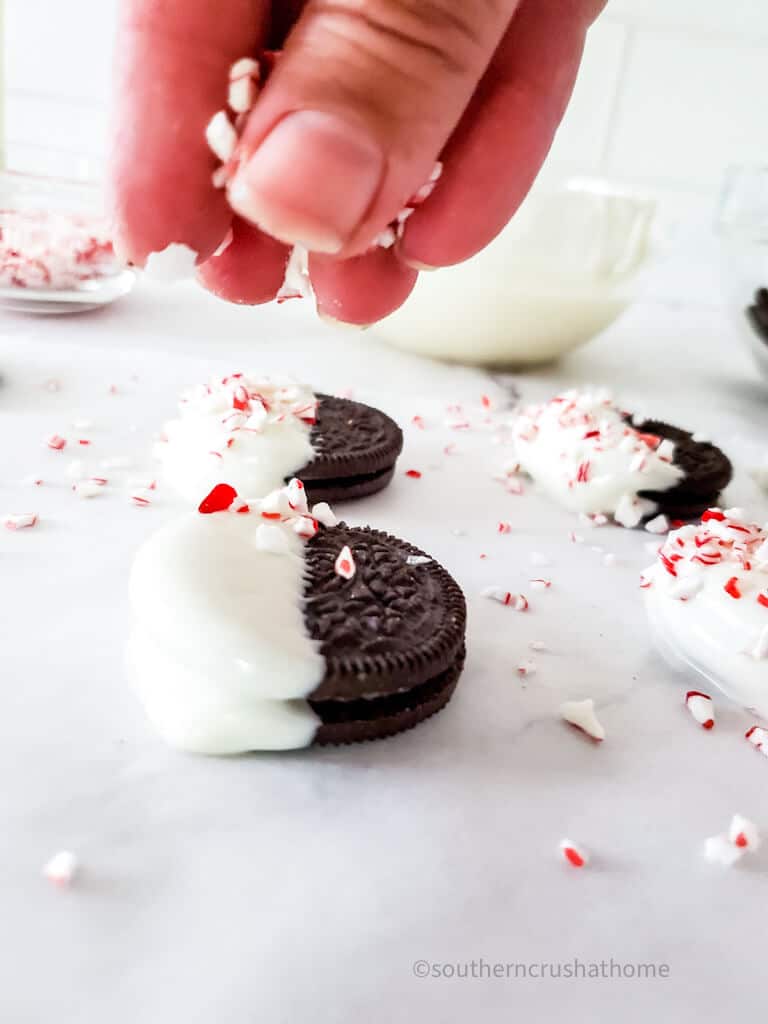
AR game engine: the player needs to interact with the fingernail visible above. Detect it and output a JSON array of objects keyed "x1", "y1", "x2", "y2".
[{"x1": 228, "y1": 111, "x2": 385, "y2": 254}]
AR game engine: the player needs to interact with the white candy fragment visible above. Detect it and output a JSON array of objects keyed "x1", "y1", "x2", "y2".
[
  {"x1": 334, "y1": 545, "x2": 356, "y2": 580},
  {"x1": 729, "y1": 814, "x2": 760, "y2": 851},
  {"x1": 751, "y1": 625, "x2": 768, "y2": 660},
  {"x1": 645, "y1": 514, "x2": 670, "y2": 535},
  {"x1": 43, "y1": 850, "x2": 78, "y2": 886},
  {"x1": 704, "y1": 834, "x2": 744, "y2": 867},
  {"x1": 72, "y1": 479, "x2": 106, "y2": 498},
  {"x1": 144, "y1": 243, "x2": 198, "y2": 283},
  {"x1": 560, "y1": 839, "x2": 588, "y2": 868},
  {"x1": 254, "y1": 524, "x2": 291, "y2": 555},
  {"x1": 685, "y1": 690, "x2": 714, "y2": 729},
  {"x1": 560, "y1": 699, "x2": 605, "y2": 741},
  {"x1": 406, "y1": 555, "x2": 432, "y2": 566},
  {"x1": 3, "y1": 512, "x2": 38, "y2": 530},
  {"x1": 614, "y1": 494, "x2": 644, "y2": 529},
  {"x1": 481, "y1": 587, "x2": 528, "y2": 611},
  {"x1": 228, "y1": 56, "x2": 260, "y2": 113},
  {"x1": 277, "y1": 245, "x2": 312, "y2": 301},
  {"x1": 529, "y1": 640, "x2": 549, "y2": 652},
  {"x1": 312, "y1": 502, "x2": 338, "y2": 528},
  {"x1": 205, "y1": 110, "x2": 238, "y2": 163}
]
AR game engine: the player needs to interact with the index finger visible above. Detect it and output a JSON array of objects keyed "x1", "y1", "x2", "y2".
[{"x1": 110, "y1": 0, "x2": 269, "y2": 265}]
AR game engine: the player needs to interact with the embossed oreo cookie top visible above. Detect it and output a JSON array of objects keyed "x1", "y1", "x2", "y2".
[
  {"x1": 128, "y1": 481, "x2": 466, "y2": 754},
  {"x1": 154, "y1": 373, "x2": 402, "y2": 505}
]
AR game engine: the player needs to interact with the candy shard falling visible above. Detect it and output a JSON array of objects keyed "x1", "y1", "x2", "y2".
[
  {"x1": 198, "y1": 483, "x2": 238, "y2": 514},
  {"x1": 43, "y1": 850, "x2": 78, "y2": 886},
  {"x1": 685, "y1": 690, "x2": 715, "y2": 729},
  {"x1": 205, "y1": 110, "x2": 238, "y2": 163},
  {"x1": 560, "y1": 699, "x2": 606, "y2": 741},
  {"x1": 560, "y1": 839, "x2": 588, "y2": 868},
  {"x1": 228, "y1": 56, "x2": 260, "y2": 113},
  {"x1": 311, "y1": 502, "x2": 338, "y2": 528},
  {"x1": 3, "y1": 512, "x2": 38, "y2": 530},
  {"x1": 143, "y1": 243, "x2": 198, "y2": 283},
  {"x1": 46, "y1": 433, "x2": 67, "y2": 451},
  {"x1": 729, "y1": 814, "x2": 760, "y2": 851},
  {"x1": 481, "y1": 587, "x2": 528, "y2": 611},
  {"x1": 334, "y1": 545, "x2": 356, "y2": 580}
]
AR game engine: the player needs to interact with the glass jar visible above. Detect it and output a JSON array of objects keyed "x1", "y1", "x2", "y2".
[{"x1": 0, "y1": 168, "x2": 134, "y2": 314}]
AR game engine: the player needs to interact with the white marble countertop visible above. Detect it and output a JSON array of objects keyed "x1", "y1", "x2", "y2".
[{"x1": 2, "y1": 279, "x2": 768, "y2": 1023}]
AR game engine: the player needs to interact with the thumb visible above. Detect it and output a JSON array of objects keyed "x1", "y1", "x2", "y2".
[{"x1": 227, "y1": 0, "x2": 518, "y2": 255}]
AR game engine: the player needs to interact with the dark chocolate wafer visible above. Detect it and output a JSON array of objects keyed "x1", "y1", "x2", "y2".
[
  {"x1": 634, "y1": 418, "x2": 732, "y2": 520},
  {"x1": 302, "y1": 523, "x2": 467, "y2": 744},
  {"x1": 298, "y1": 395, "x2": 403, "y2": 504}
]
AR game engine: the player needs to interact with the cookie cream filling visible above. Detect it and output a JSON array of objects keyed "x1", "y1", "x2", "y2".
[
  {"x1": 513, "y1": 390, "x2": 684, "y2": 525},
  {"x1": 127, "y1": 482, "x2": 326, "y2": 753},
  {"x1": 155, "y1": 374, "x2": 317, "y2": 503},
  {"x1": 642, "y1": 508, "x2": 768, "y2": 716}
]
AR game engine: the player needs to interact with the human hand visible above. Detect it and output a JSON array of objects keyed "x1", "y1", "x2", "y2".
[{"x1": 111, "y1": 0, "x2": 605, "y2": 324}]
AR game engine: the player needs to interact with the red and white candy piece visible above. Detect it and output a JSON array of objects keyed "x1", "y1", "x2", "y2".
[
  {"x1": 645, "y1": 514, "x2": 670, "y2": 535},
  {"x1": 704, "y1": 834, "x2": 744, "y2": 867},
  {"x1": 46, "y1": 433, "x2": 67, "y2": 451},
  {"x1": 205, "y1": 110, "x2": 238, "y2": 164},
  {"x1": 312, "y1": 502, "x2": 338, "y2": 528},
  {"x1": 3, "y1": 512, "x2": 38, "y2": 530},
  {"x1": 517, "y1": 660, "x2": 537, "y2": 678},
  {"x1": 560, "y1": 839, "x2": 588, "y2": 868},
  {"x1": 43, "y1": 850, "x2": 78, "y2": 887},
  {"x1": 685, "y1": 690, "x2": 714, "y2": 729},
  {"x1": 130, "y1": 488, "x2": 153, "y2": 507},
  {"x1": 729, "y1": 813, "x2": 760, "y2": 851},
  {"x1": 334, "y1": 545, "x2": 356, "y2": 580},
  {"x1": 745, "y1": 725, "x2": 768, "y2": 755},
  {"x1": 560, "y1": 699, "x2": 605, "y2": 741},
  {"x1": 497, "y1": 521, "x2": 512, "y2": 535},
  {"x1": 481, "y1": 587, "x2": 528, "y2": 611},
  {"x1": 72, "y1": 478, "x2": 107, "y2": 498},
  {"x1": 198, "y1": 483, "x2": 237, "y2": 514}
]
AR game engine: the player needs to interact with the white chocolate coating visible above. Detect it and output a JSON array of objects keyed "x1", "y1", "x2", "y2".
[
  {"x1": 514, "y1": 390, "x2": 683, "y2": 523},
  {"x1": 128, "y1": 502, "x2": 325, "y2": 753},
  {"x1": 643, "y1": 509, "x2": 768, "y2": 717},
  {"x1": 155, "y1": 374, "x2": 316, "y2": 503}
]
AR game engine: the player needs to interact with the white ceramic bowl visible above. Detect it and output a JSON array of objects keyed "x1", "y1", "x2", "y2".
[{"x1": 373, "y1": 180, "x2": 656, "y2": 367}]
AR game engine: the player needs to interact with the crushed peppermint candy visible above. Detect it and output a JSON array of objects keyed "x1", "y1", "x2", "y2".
[
  {"x1": 3, "y1": 512, "x2": 38, "y2": 530},
  {"x1": 72, "y1": 479, "x2": 107, "y2": 498},
  {"x1": 334, "y1": 545, "x2": 356, "y2": 580},
  {"x1": 43, "y1": 850, "x2": 79, "y2": 887},
  {"x1": 405, "y1": 469, "x2": 422, "y2": 479},
  {"x1": 560, "y1": 699, "x2": 605, "y2": 741},
  {"x1": 1, "y1": 210, "x2": 119, "y2": 292},
  {"x1": 513, "y1": 390, "x2": 682, "y2": 526},
  {"x1": 560, "y1": 840, "x2": 588, "y2": 868},
  {"x1": 704, "y1": 815, "x2": 761, "y2": 866},
  {"x1": 745, "y1": 725, "x2": 768, "y2": 755},
  {"x1": 517, "y1": 660, "x2": 537, "y2": 678},
  {"x1": 645, "y1": 514, "x2": 670, "y2": 535},
  {"x1": 685, "y1": 690, "x2": 715, "y2": 729},
  {"x1": 406, "y1": 555, "x2": 432, "y2": 566},
  {"x1": 481, "y1": 588, "x2": 528, "y2": 610},
  {"x1": 529, "y1": 578, "x2": 552, "y2": 591},
  {"x1": 46, "y1": 433, "x2": 67, "y2": 451},
  {"x1": 312, "y1": 502, "x2": 338, "y2": 528}
]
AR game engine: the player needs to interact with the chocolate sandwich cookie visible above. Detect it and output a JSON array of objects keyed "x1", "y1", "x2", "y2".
[
  {"x1": 513, "y1": 389, "x2": 732, "y2": 528},
  {"x1": 155, "y1": 373, "x2": 402, "y2": 506},
  {"x1": 632, "y1": 419, "x2": 733, "y2": 522},
  {"x1": 303, "y1": 523, "x2": 466, "y2": 744},
  {"x1": 299, "y1": 395, "x2": 403, "y2": 504},
  {"x1": 127, "y1": 481, "x2": 466, "y2": 754}
]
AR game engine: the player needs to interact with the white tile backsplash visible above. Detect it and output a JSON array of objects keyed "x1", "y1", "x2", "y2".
[{"x1": 2, "y1": 0, "x2": 768, "y2": 214}]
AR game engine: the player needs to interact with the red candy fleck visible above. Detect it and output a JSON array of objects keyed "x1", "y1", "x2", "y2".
[
  {"x1": 405, "y1": 470, "x2": 422, "y2": 479},
  {"x1": 497, "y1": 521, "x2": 512, "y2": 535},
  {"x1": 758, "y1": 592, "x2": 768, "y2": 609},
  {"x1": 481, "y1": 395, "x2": 491, "y2": 409},
  {"x1": 734, "y1": 833, "x2": 748, "y2": 848},
  {"x1": 198, "y1": 483, "x2": 237, "y2": 514},
  {"x1": 724, "y1": 576, "x2": 742, "y2": 599},
  {"x1": 46, "y1": 434, "x2": 67, "y2": 451},
  {"x1": 702, "y1": 509, "x2": 726, "y2": 522}
]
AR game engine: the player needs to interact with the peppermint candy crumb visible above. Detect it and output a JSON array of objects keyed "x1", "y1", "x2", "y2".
[
  {"x1": 560, "y1": 699, "x2": 605, "y2": 742},
  {"x1": 334, "y1": 545, "x2": 356, "y2": 580},
  {"x1": 685, "y1": 690, "x2": 714, "y2": 730},
  {"x1": 4, "y1": 512, "x2": 38, "y2": 530},
  {"x1": 43, "y1": 850, "x2": 78, "y2": 887},
  {"x1": 481, "y1": 588, "x2": 528, "y2": 610},
  {"x1": 560, "y1": 840, "x2": 588, "y2": 868}
]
